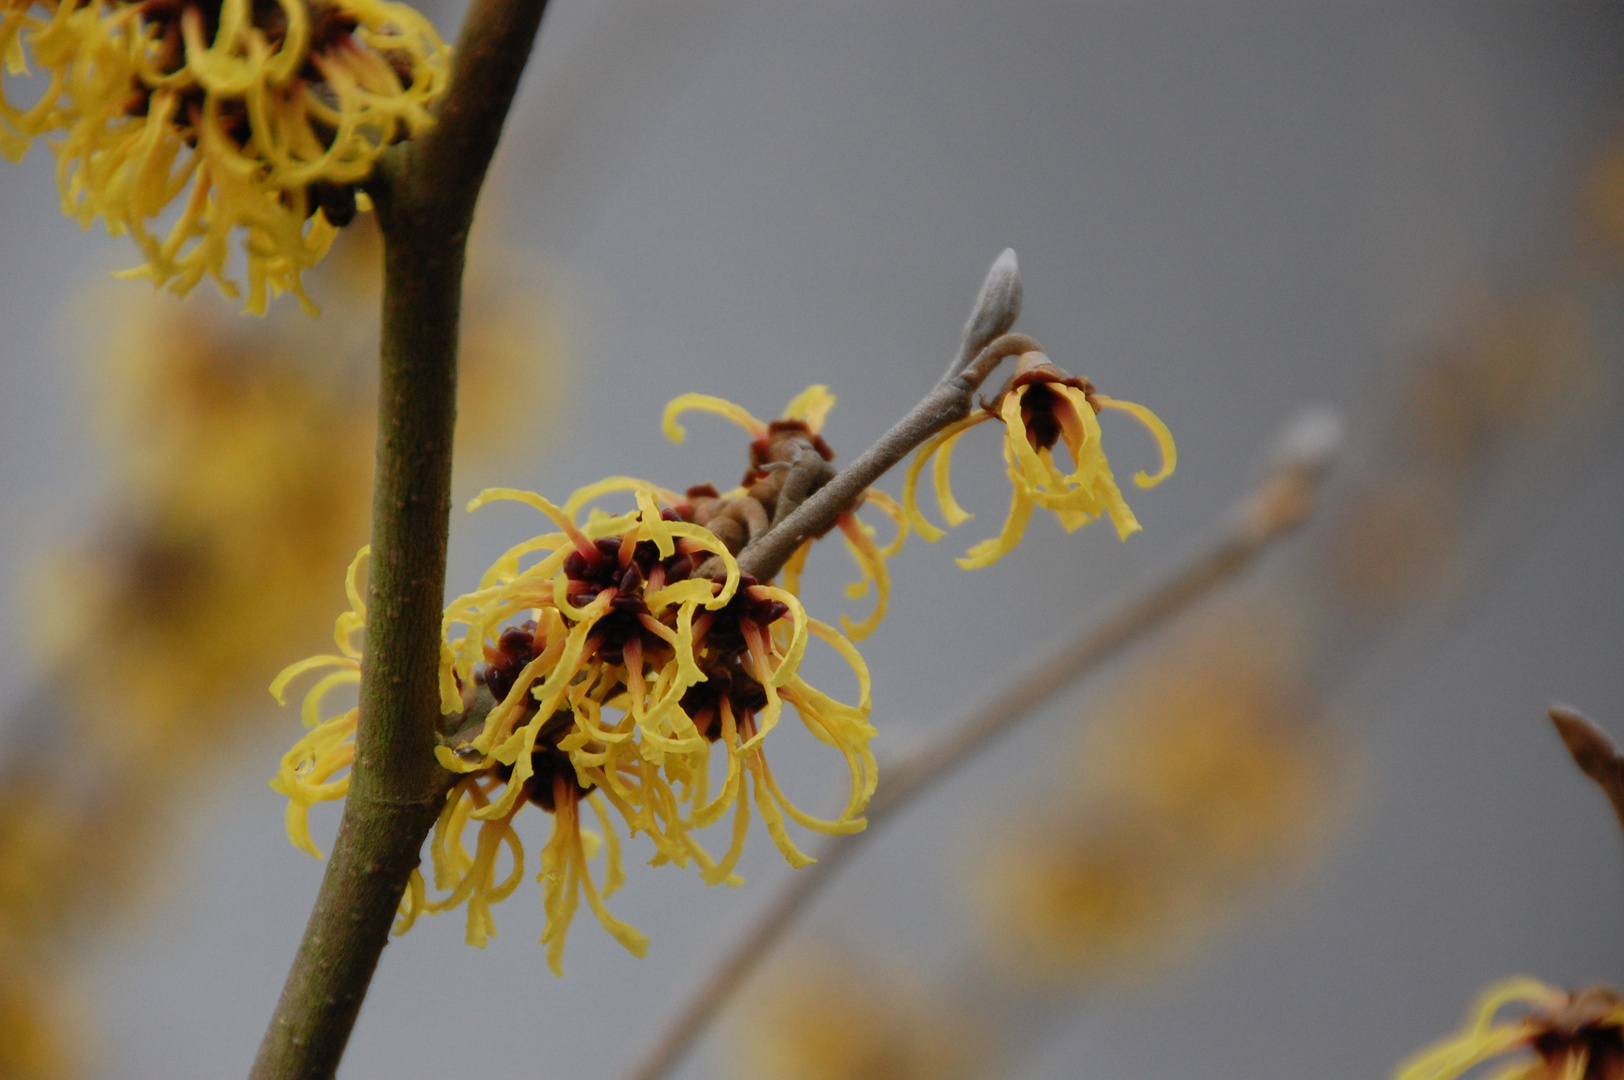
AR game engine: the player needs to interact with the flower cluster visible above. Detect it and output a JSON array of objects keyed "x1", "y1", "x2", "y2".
[
  {"x1": 1, "y1": 0, "x2": 447, "y2": 311},
  {"x1": 271, "y1": 360, "x2": 1170, "y2": 972},
  {"x1": 1396, "y1": 979, "x2": 1624, "y2": 1080},
  {"x1": 904, "y1": 349, "x2": 1175, "y2": 567},
  {"x1": 274, "y1": 451, "x2": 879, "y2": 972}
]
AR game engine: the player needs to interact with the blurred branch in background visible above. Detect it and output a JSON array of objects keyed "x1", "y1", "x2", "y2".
[
  {"x1": 0, "y1": 208, "x2": 565, "y2": 1078},
  {"x1": 721, "y1": 109, "x2": 1624, "y2": 1080}
]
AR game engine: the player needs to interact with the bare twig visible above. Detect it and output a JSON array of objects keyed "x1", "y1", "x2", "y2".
[
  {"x1": 248, "y1": 0, "x2": 553, "y2": 1076},
  {"x1": 625, "y1": 412, "x2": 1340, "y2": 1080},
  {"x1": 1549, "y1": 704, "x2": 1624, "y2": 841},
  {"x1": 737, "y1": 250, "x2": 1035, "y2": 582}
]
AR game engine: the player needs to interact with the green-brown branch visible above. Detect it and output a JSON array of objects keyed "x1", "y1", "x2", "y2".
[{"x1": 248, "y1": 0, "x2": 552, "y2": 1075}]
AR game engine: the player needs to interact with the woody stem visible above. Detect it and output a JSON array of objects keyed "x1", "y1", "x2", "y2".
[
  {"x1": 248, "y1": 0, "x2": 552, "y2": 1075},
  {"x1": 737, "y1": 332, "x2": 1041, "y2": 582}
]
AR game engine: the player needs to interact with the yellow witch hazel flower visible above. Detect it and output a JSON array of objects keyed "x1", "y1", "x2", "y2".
[
  {"x1": 663, "y1": 384, "x2": 908, "y2": 641},
  {"x1": 1395, "y1": 978, "x2": 1624, "y2": 1080},
  {"x1": 273, "y1": 479, "x2": 877, "y2": 975},
  {"x1": 1, "y1": 0, "x2": 447, "y2": 312},
  {"x1": 904, "y1": 350, "x2": 1175, "y2": 568}
]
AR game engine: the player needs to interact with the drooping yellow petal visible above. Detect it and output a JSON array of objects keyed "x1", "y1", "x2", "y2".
[
  {"x1": 958, "y1": 476, "x2": 1036, "y2": 570},
  {"x1": 902, "y1": 413, "x2": 989, "y2": 541},
  {"x1": 1096, "y1": 394, "x2": 1177, "y2": 489},
  {"x1": 862, "y1": 489, "x2": 910, "y2": 558},
  {"x1": 835, "y1": 512, "x2": 889, "y2": 642},
  {"x1": 269, "y1": 654, "x2": 359, "y2": 705}
]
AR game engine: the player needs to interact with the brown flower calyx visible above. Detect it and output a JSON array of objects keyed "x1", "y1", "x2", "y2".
[
  {"x1": 690, "y1": 574, "x2": 790, "y2": 653},
  {"x1": 1530, "y1": 988, "x2": 1624, "y2": 1080},
  {"x1": 561, "y1": 526, "x2": 703, "y2": 665},
  {"x1": 745, "y1": 420, "x2": 834, "y2": 482},
  {"x1": 745, "y1": 421, "x2": 838, "y2": 525},
  {"x1": 494, "y1": 732, "x2": 590, "y2": 813},
  {"x1": 683, "y1": 483, "x2": 770, "y2": 555},
  {"x1": 671, "y1": 572, "x2": 791, "y2": 740},
  {"x1": 461, "y1": 630, "x2": 591, "y2": 811},
  {"x1": 475, "y1": 619, "x2": 546, "y2": 704},
  {"x1": 678, "y1": 661, "x2": 769, "y2": 742},
  {"x1": 980, "y1": 351, "x2": 1100, "y2": 453},
  {"x1": 679, "y1": 420, "x2": 839, "y2": 557}
]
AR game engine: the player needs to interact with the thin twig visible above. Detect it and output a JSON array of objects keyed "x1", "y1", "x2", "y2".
[
  {"x1": 736, "y1": 334, "x2": 1038, "y2": 582},
  {"x1": 734, "y1": 251, "x2": 1028, "y2": 582},
  {"x1": 249, "y1": 0, "x2": 553, "y2": 1076},
  {"x1": 1549, "y1": 704, "x2": 1624, "y2": 841},
  {"x1": 624, "y1": 417, "x2": 1339, "y2": 1080}
]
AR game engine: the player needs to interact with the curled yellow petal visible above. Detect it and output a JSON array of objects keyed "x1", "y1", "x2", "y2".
[
  {"x1": 781, "y1": 384, "x2": 836, "y2": 433},
  {"x1": 1096, "y1": 394, "x2": 1177, "y2": 489},
  {"x1": 662, "y1": 393, "x2": 767, "y2": 443}
]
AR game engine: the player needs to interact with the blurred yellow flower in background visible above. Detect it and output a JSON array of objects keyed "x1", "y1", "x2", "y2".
[
  {"x1": 733, "y1": 948, "x2": 984, "y2": 1080},
  {"x1": 1325, "y1": 475, "x2": 1464, "y2": 620},
  {"x1": 0, "y1": 955, "x2": 82, "y2": 1080},
  {"x1": 1580, "y1": 131, "x2": 1624, "y2": 257},
  {"x1": 970, "y1": 616, "x2": 1342, "y2": 983},
  {"x1": 33, "y1": 210, "x2": 561, "y2": 764},
  {"x1": 0, "y1": 204, "x2": 566, "y2": 1064},
  {"x1": 39, "y1": 297, "x2": 374, "y2": 759},
  {"x1": 1396, "y1": 291, "x2": 1600, "y2": 475},
  {"x1": 1315, "y1": 282, "x2": 1606, "y2": 630},
  {"x1": 1, "y1": 0, "x2": 447, "y2": 311},
  {"x1": 1394, "y1": 978, "x2": 1624, "y2": 1080},
  {"x1": 1088, "y1": 625, "x2": 1338, "y2": 876}
]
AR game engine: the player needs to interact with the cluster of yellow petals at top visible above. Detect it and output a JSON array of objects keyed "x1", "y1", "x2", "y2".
[
  {"x1": 272, "y1": 468, "x2": 878, "y2": 974},
  {"x1": 903, "y1": 351, "x2": 1176, "y2": 568},
  {"x1": 661, "y1": 384, "x2": 909, "y2": 642},
  {"x1": 1394, "y1": 978, "x2": 1624, "y2": 1080},
  {"x1": 1, "y1": 0, "x2": 447, "y2": 312}
]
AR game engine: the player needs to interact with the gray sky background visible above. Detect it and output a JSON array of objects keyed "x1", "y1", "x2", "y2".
[{"x1": 2, "y1": 2, "x2": 1623, "y2": 1078}]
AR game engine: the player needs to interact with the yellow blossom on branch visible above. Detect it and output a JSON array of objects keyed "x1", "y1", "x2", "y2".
[
  {"x1": 1395, "y1": 979, "x2": 1624, "y2": 1080},
  {"x1": 1, "y1": 0, "x2": 447, "y2": 312},
  {"x1": 272, "y1": 480, "x2": 877, "y2": 974},
  {"x1": 904, "y1": 349, "x2": 1175, "y2": 568}
]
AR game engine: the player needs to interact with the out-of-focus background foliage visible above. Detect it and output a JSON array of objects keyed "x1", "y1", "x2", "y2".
[{"x1": 1, "y1": 2, "x2": 1622, "y2": 1078}]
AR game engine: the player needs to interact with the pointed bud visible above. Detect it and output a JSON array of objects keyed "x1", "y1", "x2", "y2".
[
  {"x1": 1270, "y1": 406, "x2": 1344, "y2": 479},
  {"x1": 1241, "y1": 406, "x2": 1343, "y2": 539},
  {"x1": 952, "y1": 249, "x2": 1023, "y2": 375},
  {"x1": 1549, "y1": 704, "x2": 1621, "y2": 784},
  {"x1": 1549, "y1": 704, "x2": 1624, "y2": 842}
]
